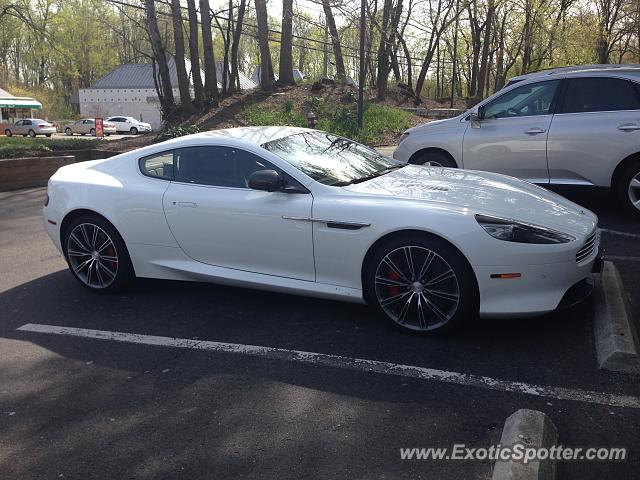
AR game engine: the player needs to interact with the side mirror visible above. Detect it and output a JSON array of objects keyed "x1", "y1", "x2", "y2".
[
  {"x1": 470, "y1": 108, "x2": 483, "y2": 129},
  {"x1": 248, "y1": 169, "x2": 283, "y2": 192}
]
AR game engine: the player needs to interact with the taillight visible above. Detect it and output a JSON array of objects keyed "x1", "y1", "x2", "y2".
[{"x1": 38, "y1": 124, "x2": 46, "y2": 128}]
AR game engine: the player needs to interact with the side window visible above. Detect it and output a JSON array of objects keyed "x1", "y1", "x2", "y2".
[
  {"x1": 174, "y1": 146, "x2": 279, "y2": 188},
  {"x1": 139, "y1": 151, "x2": 174, "y2": 180},
  {"x1": 560, "y1": 77, "x2": 640, "y2": 113},
  {"x1": 15, "y1": 120, "x2": 22, "y2": 126},
  {"x1": 483, "y1": 80, "x2": 560, "y2": 119},
  {"x1": 23, "y1": 120, "x2": 32, "y2": 125}
]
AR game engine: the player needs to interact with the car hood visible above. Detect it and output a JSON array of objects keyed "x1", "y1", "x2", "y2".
[{"x1": 343, "y1": 165, "x2": 597, "y2": 236}]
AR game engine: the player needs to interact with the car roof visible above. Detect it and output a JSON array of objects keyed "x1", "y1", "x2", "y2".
[
  {"x1": 181, "y1": 126, "x2": 313, "y2": 146},
  {"x1": 507, "y1": 64, "x2": 640, "y2": 84}
]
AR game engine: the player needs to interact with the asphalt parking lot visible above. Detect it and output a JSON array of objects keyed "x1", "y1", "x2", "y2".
[{"x1": 1, "y1": 185, "x2": 639, "y2": 479}]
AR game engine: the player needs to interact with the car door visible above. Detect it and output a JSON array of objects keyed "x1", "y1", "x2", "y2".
[
  {"x1": 162, "y1": 145, "x2": 316, "y2": 281},
  {"x1": 13, "y1": 120, "x2": 24, "y2": 135},
  {"x1": 462, "y1": 79, "x2": 561, "y2": 183},
  {"x1": 20, "y1": 120, "x2": 32, "y2": 135},
  {"x1": 547, "y1": 76, "x2": 640, "y2": 186}
]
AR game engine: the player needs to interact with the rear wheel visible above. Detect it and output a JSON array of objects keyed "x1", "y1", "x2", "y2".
[
  {"x1": 45, "y1": 133, "x2": 52, "y2": 137},
  {"x1": 90, "y1": 128, "x2": 96, "y2": 136},
  {"x1": 63, "y1": 214, "x2": 134, "y2": 292},
  {"x1": 364, "y1": 234, "x2": 478, "y2": 333},
  {"x1": 615, "y1": 160, "x2": 640, "y2": 218},
  {"x1": 411, "y1": 151, "x2": 457, "y2": 168},
  {"x1": 28, "y1": 129, "x2": 36, "y2": 138},
  {"x1": 65, "y1": 128, "x2": 72, "y2": 136},
  {"x1": 130, "y1": 127, "x2": 138, "y2": 135},
  {"x1": 4, "y1": 129, "x2": 11, "y2": 137}
]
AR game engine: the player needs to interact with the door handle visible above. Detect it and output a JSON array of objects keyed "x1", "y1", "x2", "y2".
[
  {"x1": 524, "y1": 128, "x2": 546, "y2": 135},
  {"x1": 173, "y1": 201, "x2": 197, "y2": 208},
  {"x1": 617, "y1": 124, "x2": 640, "y2": 132}
]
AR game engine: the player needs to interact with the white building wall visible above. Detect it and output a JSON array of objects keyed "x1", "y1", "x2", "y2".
[{"x1": 78, "y1": 88, "x2": 182, "y2": 130}]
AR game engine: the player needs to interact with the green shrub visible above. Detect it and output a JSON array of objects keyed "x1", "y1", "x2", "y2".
[
  {"x1": 241, "y1": 104, "x2": 306, "y2": 127},
  {"x1": 283, "y1": 100, "x2": 294, "y2": 113},
  {"x1": 156, "y1": 124, "x2": 202, "y2": 142},
  {"x1": 0, "y1": 137, "x2": 95, "y2": 158}
]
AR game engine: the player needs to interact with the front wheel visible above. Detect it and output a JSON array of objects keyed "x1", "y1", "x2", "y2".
[
  {"x1": 65, "y1": 128, "x2": 72, "y2": 136},
  {"x1": 364, "y1": 234, "x2": 478, "y2": 333},
  {"x1": 411, "y1": 151, "x2": 457, "y2": 168},
  {"x1": 4, "y1": 129, "x2": 11, "y2": 137},
  {"x1": 90, "y1": 128, "x2": 96, "y2": 136},
  {"x1": 615, "y1": 160, "x2": 640, "y2": 218},
  {"x1": 28, "y1": 129, "x2": 36, "y2": 138},
  {"x1": 130, "y1": 127, "x2": 138, "y2": 135},
  {"x1": 63, "y1": 215, "x2": 134, "y2": 292}
]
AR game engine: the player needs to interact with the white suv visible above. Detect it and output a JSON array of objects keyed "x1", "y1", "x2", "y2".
[
  {"x1": 393, "y1": 65, "x2": 640, "y2": 217},
  {"x1": 106, "y1": 116, "x2": 152, "y2": 135}
]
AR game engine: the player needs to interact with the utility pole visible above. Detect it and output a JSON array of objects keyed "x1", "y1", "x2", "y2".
[
  {"x1": 450, "y1": 0, "x2": 460, "y2": 108},
  {"x1": 357, "y1": 0, "x2": 366, "y2": 127}
]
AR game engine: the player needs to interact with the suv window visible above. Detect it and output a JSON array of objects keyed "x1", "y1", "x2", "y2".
[
  {"x1": 139, "y1": 151, "x2": 174, "y2": 180},
  {"x1": 23, "y1": 120, "x2": 32, "y2": 125},
  {"x1": 483, "y1": 80, "x2": 560, "y2": 119},
  {"x1": 560, "y1": 77, "x2": 640, "y2": 113},
  {"x1": 174, "y1": 146, "x2": 279, "y2": 188}
]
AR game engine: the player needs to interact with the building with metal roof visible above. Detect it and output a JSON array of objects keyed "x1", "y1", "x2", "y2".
[{"x1": 78, "y1": 58, "x2": 255, "y2": 129}]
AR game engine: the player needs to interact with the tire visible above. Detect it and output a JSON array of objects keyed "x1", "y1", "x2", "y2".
[
  {"x1": 28, "y1": 129, "x2": 36, "y2": 138},
  {"x1": 65, "y1": 128, "x2": 72, "y2": 136},
  {"x1": 4, "y1": 129, "x2": 11, "y2": 137},
  {"x1": 411, "y1": 151, "x2": 457, "y2": 168},
  {"x1": 614, "y1": 160, "x2": 640, "y2": 218},
  {"x1": 130, "y1": 127, "x2": 138, "y2": 135},
  {"x1": 45, "y1": 133, "x2": 52, "y2": 137},
  {"x1": 90, "y1": 128, "x2": 96, "y2": 136},
  {"x1": 364, "y1": 233, "x2": 478, "y2": 334},
  {"x1": 62, "y1": 214, "x2": 134, "y2": 292}
]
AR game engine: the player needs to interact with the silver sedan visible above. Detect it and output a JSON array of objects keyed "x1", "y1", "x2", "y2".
[
  {"x1": 4, "y1": 119, "x2": 56, "y2": 137},
  {"x1": 63, "y1": 119, "x2": 116, "y2": 136}
]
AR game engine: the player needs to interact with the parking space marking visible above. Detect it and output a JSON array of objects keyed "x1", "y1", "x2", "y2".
[
  {"x1": 606, "y1": 255, "x2": 640, "y2": 262},
  {"x1": 17, "y1": 323, "x2": 640, "y2": 410},
  {"x1": 601, "y1": 228, "x2": 640, "y2": 239}
]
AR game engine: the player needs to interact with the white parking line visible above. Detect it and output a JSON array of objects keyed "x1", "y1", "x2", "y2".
[
  {"x1": 600, "y1": 228, "x2": 640, "y2": 239},
  {"x1": 17, "y1": 323, "x2": 640, "y2": 409}
]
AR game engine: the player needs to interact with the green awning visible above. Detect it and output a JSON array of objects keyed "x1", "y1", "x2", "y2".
[{"x1": 0, "y1": 98, "x2": 42, "y2": 109}]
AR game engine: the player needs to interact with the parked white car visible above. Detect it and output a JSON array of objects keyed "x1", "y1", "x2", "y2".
[
  {"x1": 4, "y1": 119, "x2": 56, "y2": 137},
  {"x1": 64, "y1": 119, "x2": 116, "y2": 136},
  {"x1": 394, "y1": 65, "x2": 640, "y2": 217},
  {"x1": 106, "y1": 116, "x2": 152, "y2": 135},
  {"x1": 43, "y1": 127, "x2": 600, "y2": 334}
]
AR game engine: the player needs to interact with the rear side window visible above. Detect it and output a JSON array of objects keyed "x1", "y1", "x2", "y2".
[
  {"x1": 139, "y1": 151, "x2": 174, "y2": 180},
  {"x1": 560, "y1": 77, "x2": 640, "y2": 113}
]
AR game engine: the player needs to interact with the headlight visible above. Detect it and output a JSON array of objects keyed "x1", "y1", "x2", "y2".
[{"x1": 475, "y1": 214, "x2": 575, "y2": 244}]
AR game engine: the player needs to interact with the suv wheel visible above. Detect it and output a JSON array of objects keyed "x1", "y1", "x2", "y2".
[
  {"x1": 411, "y1": 151, "x2": 457, "y2": 168},
  {"x1": 615, "y1": 160, "x2": 640, "y2": 217}
]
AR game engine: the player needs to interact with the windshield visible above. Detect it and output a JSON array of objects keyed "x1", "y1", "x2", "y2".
[{"x1": 262, "y1": 131, "x2": 403, "y2": 186}]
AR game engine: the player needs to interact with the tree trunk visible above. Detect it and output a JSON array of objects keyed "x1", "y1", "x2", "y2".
[
  {"x1": 230, "y1": 0, "x2": 247, "y2": 92},
  {"x1": 279, "y1": 0, "x2": 295, "y2": 84},
  {"x1": 376, "y1": 0, "x2": 394, "y2": 100},
  {"x1": 143, "y1": 0, "x2": 175, "y2": 114},
  {"x1": 321, "y1": 0, "x2": 346, "y2": 80},
  {"x1": 476, "y1": 0, "x2": 494, "y2": 101},
  {"x1": 255, "y1": 0, "x2": 273, "y2": 89},
  {"x1": 186, "y1": 0, "x2": 204, "y2": 109},
  {"x1": 200, "y1": 0, "x2": 219, "y2": 102},
  {"x1": 170, "y1": 0, "x2": 195, "y2": 114}
]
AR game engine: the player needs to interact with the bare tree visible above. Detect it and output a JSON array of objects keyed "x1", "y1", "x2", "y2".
[
  {"x1": 200, "y1": 0, "x2": 219, "y2": 102},
  {"x1": 255, "y1": 0, "x2": 274, "y2": 89},
  {"x1": 186, "y1": 0, "x2": 204, "y2": 108},
  {"x1": 321, "y1": 0, "x2": 346, "y2": 80},
  {"x1": 229, "y1": 0, "x2": 247, "y2": 91},
  {"x1": 143, "y1": 0, "x2": 174, "y2": 113},
  {"x1": 170, "y1": 0, "x2": 195, "y2": 113},
  {"x1": 279, "y1": 0, "x2": 295, "y2": 84}
]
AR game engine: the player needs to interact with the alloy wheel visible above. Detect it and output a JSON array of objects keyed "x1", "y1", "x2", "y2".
[
  {"x1": 629, "y1": 171, "x2": 640, "y2": 211},
  {"x1": 66, "y1": 223, "x2": 119, "y2": 289},
  {"x1": 374, "y1": 246, "x2": 460, "y2": 331}
]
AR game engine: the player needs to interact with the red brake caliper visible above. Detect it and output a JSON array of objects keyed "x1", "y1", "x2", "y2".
[
  {"x1": 105, "y1": 246, "x2": 117, "y2": 269},
  {"x1": 388, "y1": 268, "x2": 400, "y2": 297}
]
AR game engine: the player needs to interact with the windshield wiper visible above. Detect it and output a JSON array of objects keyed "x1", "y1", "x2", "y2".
[{"x1": 331, "y1": 164, "x2": 405, "y2": 186}]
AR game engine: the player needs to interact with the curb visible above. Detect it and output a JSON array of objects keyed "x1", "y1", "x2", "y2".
[
  {"x1": 593, "y1": 261, "x2": 640, "y2": 374},
  {"x1": 492, "y1": 409, "x2": 558, "y2": 480}
]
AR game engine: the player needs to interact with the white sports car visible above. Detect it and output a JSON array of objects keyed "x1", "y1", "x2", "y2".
[{"x1": 43, "y1": 127, "x2": 601, "y2": 333}]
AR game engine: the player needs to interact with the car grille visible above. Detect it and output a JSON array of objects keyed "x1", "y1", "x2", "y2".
[{"x1": 576, "y1": 229, "x2": 599, "y2": 264}]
